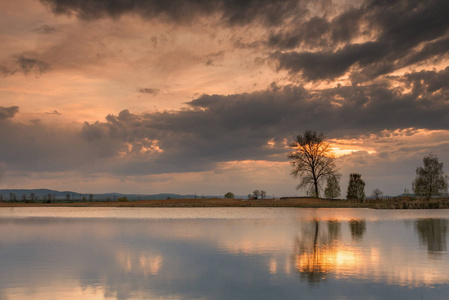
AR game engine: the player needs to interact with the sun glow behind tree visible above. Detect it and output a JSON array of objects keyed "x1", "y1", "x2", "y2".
[{"x1": 288, "y1": 131, "x2": 339, "y2": 198}]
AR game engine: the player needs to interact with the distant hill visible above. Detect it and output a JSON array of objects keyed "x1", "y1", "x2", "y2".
[{"x1": 0, "y1": 189, "x2": 214, "y2": 201}]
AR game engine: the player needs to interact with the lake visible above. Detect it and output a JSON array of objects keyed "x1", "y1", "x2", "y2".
[{"x1": 0, "y1": 207, "x2": 448, "y2": 299}]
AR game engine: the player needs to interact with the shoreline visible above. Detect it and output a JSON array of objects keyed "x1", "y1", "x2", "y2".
[
  {"x1": 1, "y1": 197, "x2": 449, "y2": 209},
  {"x1": 0, "y1": 198, "x2": 360, "y2": 208}
]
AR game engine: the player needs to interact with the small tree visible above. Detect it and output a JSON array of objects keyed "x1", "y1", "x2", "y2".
[
  {"x1": 9, "y1": 193, "x2": 17, "y2": 201},
  {"x1": 412, "y1": 154, "x2": 448, "y2": 201},
  {"x1": 324, "y1": 174, "x2": 341, "y2": 199},
  {"x1": 30, "y1": 193, "x2": 36, "y2": 201},
  {"x1": 247, "y1": 194, "x2": 252, "y2": 199},
  {"x1": 288, "y1": 131, "x2": 338, "y2": 198},
  {"x1": 66, "y1": 193, "x2": 71, "y2": 201},
  {"x1": 22, "y1": 194, "x2": 27, "y2": 201},
  {"x1": 224, "y1": 192, "x2": 234, "y2": 199},
  {"x1": 253, "y1": 190, "x2": 261, "y2": 199},
  {"x1": 89, "y1": 194, "x2": 94, "y2": 201},
  {"x1": 260, "y1": 190, "x2": 267, "y2": 199},
  {"x1": 372, "y1": 188, "x2": 383, "y2": 200},
  {"x1": 347, "y1": 173, "x2": 365, "y2": 202}
]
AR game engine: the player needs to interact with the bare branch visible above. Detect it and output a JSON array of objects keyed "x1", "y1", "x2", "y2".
[{"x1": 288, "y1": 130, "x2": 338, "y2": 198}]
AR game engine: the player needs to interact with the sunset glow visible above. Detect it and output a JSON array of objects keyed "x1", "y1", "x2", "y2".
[{"x1": 1, "y1": 0, "x2": 449, "y2": 196}]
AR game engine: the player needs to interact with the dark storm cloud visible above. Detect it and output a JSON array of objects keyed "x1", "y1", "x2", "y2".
[
  {"x1": 38, "y1": 0, "x2": 449, "y2": 83},
  {"x1": 271, "y1": 0, "x2": 449, "y2": 82},
  {"x1": 403, "y1": 67, "x2": 449, "y2": 96},
  {"x1": 0, "y1": 116, "x2": 123, "y2": 173},
  {"x1": 0, "y1": 107, "x2": 121, "y2": 173},
  {"x1": 0, "y1": 56, "x2": 51, "y2": 76},
  {"x1": 0, "y1": 106, "x2": 19, "y2": 120},
  {"x1": 40, "y1": 0, "x2": 300, "y2": 26},
  {"x1": 273, "y1": 42, "x2": 385, "y2": 81},
  {"x1": 3, "y1": 67, "x2": 449, "y2": 175},
  {"x1": 268, "y1": 8, "x2": 363, "y2": 50},
  {"x1": 79, "y1": 74, "x2": 449, "y2": 175}
]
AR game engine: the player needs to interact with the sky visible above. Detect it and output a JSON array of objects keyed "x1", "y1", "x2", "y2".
[{"x1": 1, "y1": 0, "x2": 449, "y2": 197}]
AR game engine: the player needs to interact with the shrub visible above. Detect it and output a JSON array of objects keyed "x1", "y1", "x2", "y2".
[
  {"x1": 117, "y1": 197, "x2": 129, "y2": 202},
  {"x1": 224, "y1": 192, "x2": 234, "y2": 199}
]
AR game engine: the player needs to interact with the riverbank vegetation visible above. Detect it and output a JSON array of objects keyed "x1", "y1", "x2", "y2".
[
  {"x1": 287, "y1": 131, "x2": 448, "y2": 206},
  {"x1": 1, "y1": 196, "x2": 449, "y2": 209}
]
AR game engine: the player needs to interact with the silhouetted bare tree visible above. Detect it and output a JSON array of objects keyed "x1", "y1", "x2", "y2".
[{"x1": 288, "y1": 131, "x2": 338, "y2": 198}]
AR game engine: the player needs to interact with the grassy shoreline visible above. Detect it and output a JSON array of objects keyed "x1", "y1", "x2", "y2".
[{"x1": 1, "y1": 197, "x2": 449, "y2": 209}]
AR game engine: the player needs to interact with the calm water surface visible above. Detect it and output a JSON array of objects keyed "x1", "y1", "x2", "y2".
[{"x1": 0, "y1": 207, "x2": 448, "y2": 299}]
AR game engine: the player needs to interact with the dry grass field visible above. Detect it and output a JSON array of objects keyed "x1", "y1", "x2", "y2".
[
  {"x1": 0, "y1": 197, "x2": 368, "y2": 208},
  {"x1": 1, "y1": 197, "x2": 448, "y2": 209}
]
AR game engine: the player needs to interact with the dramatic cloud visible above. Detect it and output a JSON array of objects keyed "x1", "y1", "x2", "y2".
[
  {"x1": 0, "y1": 109, "x2": 118, "y2": 174},
  {"x1": 272, "y1": 43, "x2": 381, "y2": 82},
  {"x1": 40, "y1": 0, "x2": 300, "y2": 26},
  {"x1": 268, "y1": 8, "x2": 363, "y2": 50},
  {"x1": 271, "y1": 0, "x2": 449, "y2": 83},
  {"x1": 403, "y1": 67, "x2": 449, "y2": 96},
  {"x1": 2, "y1": 0, "x2": 449, "y2": 194},
  {"x1": 38, "y1": 0, "x2": 449, "y2": 84},
  {"x1": 79, "y1": 75, "x2": 449, "y2": 176}
]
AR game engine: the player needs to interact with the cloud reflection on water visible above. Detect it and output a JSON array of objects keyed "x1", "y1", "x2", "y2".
[{"x1": 0, "y1": 208, "x2": 448, "y2": 299}]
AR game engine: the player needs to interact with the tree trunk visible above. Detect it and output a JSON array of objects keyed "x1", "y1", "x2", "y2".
[{"x1": 313, "y1": 172, "x2": 319, "y2": 198}]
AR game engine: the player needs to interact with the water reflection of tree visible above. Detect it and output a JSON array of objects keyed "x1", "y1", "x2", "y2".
[
  {"x1": 328, "y1": 220, "x2": 341, "y2": 241},
  {"x1": 349, "y1": 219, "x2": 366, "y2": 241},
  {"x1": 293, "y1": 219, "x2": 342, "y2": 285},
  {"x1": 415, "y1": 218, "x2": 448, "y2": 259}
]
